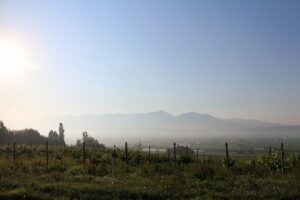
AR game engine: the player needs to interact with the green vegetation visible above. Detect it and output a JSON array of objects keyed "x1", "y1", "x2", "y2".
[
  {"x1": 0, "y1": 143, "x2": 299, "y2": 200},
  {"x1": 1, "y1": 120, "x2": 300, "y2": 199},
  {"x1": 0, "y1": 121, "x2": 65, "y2": 146}
]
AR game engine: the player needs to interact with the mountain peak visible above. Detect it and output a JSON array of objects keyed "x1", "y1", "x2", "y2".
[
  {"x1": 178, "y1": 112, "x2": 217, "y2": 120},
  {"x1": 146, "y1": 110, "x2": 173, "y2": 117}
]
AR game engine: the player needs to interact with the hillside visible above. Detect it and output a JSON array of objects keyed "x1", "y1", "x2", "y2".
[{"x1": 38, "y1": 111, "x2": 300, "y2": 142}]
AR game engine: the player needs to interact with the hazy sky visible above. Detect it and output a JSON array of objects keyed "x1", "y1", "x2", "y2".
[{"x1": 0, "y1": 0, "x2": 299, "y2": 126}]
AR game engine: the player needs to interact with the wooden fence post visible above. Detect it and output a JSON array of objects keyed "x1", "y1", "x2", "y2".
[
  {"x1": 6, "y1": 143, "x2": 9, "y2": 158},
  {"x1": 148, "y1": 146, "x2": 151, "y2": 161},
  {"x1": 196, "y1": 149, "x2": 199, "y2": 163},
  {"x1": 125, "y1": 142, "x2": 128, "y2": 163},
  {"x1": 292, "y1": 153, "x2": 295, "y2": 166},
  {"x1": 46, "y1": 140, "x2": 49, "y2": 168},
  {"x1": 173, "y1": 142, "x2": 176, "y2": 165},
  {"x1": 185, "y1": 146, "x2": 188, "y2": 158},
  {"x1": 225, "y1": 142, "x2": 229, "y2": 169},
  {"x1": 83, "y1": 142, "x2": 86, "y2": 165},
  {"x1": 269, "y1": 146, "x2": 272, "y2": 157},
  {"x1": 13, "y1": 141, "x2": 16, "y2": 160},
  {"x1": 281, "y1": 142, "x2": 284, "y2": 175},
  {"x1": 185, "y1": 145, "x2": 188, "y2": 165}
]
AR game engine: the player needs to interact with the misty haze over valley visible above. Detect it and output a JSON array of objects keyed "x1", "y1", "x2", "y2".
[{"x1": 31, "y1": 111, "x2": 300, "y2": 145}]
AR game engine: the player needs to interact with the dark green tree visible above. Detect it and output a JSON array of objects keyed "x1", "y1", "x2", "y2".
[
  {"x1": 0, "y1": 121, "x2": 10, "y2": 144},
  {"x1": 59, "y1": 122, "x2": 65, "y2": 145},
  {"x1": 0, "y1": 120, "x2": 4, "y2": 128},
  {"x1": 48, "y1": 130, "x2": 60, "y2": 144},
  {"x1": 76, "y1": 131, "x2": 105, "y2": 148}
]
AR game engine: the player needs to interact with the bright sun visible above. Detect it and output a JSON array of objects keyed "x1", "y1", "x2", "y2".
[{"x1": 0, "y1": 40, "x2": 28, "y2": 80}]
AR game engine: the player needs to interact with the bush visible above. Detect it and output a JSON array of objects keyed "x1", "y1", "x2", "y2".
[{"x1": 192, "y1": 164, "x2": 216, "y2": 180}]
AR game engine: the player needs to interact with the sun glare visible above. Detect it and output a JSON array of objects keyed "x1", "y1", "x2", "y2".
[{"x1": 0, "y1": 40, "x2": 28, "y2": 80}]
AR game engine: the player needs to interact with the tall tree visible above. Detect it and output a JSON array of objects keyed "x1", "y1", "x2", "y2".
[
  {"x1": 59, "y1": 122, "x2": 65, "y2": 145},
  {"x1": 0, "y1": 120, "x2": 4, "y2": 128},
  {"x1": 0, "y1": 120, "x2": 10, "y2": 143},
  {"x1": 82, "y1": 131, "x2": 88, "y2": 142}
]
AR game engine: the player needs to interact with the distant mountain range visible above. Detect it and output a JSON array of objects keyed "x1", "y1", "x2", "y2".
[{"x1": 39, "y1": 111, "x2": 300, "y2": 142}]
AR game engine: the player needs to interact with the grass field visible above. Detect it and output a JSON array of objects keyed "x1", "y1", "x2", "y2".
[{"x1": 0, "y1": 144, "x2": 300, "y2": 199}]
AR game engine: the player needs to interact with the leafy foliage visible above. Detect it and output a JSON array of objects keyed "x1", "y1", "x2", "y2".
[
  {"x1": 0, "y1": 144, "x2": 300, "y2": 199},
  {"x1": 257, "y1": 149, "x2": 295, "y2": 172},
  {"x1": 0, "y1": 121, "x2": 66, "y2": 146},
  {"x1": 76, "y1": 131, "x2": 105, "y2": 148}
]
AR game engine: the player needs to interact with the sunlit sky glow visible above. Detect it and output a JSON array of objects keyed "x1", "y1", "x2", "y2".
[{"x1": 0, "y1": 0, "x2": 299, "y2": 127}]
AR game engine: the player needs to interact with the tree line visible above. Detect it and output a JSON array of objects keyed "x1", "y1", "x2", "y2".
[{"x1": 0, "y1": 121, "x2": 103, "y2": 147}]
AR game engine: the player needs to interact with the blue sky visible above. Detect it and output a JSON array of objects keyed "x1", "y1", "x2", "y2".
[{"x1": 0, "y1": 0, "x2": 299, "y2": 125}]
